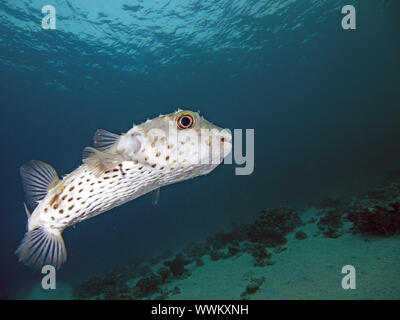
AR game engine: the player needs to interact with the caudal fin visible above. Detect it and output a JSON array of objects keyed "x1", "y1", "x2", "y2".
[{"x1": 15, "y1": 226, "x2": 67, "y2": 270}]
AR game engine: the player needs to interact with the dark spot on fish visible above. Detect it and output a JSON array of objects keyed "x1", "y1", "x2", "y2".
[
  {"x1": 78, "y1": 182, "x2": 83, "y2": 185},
  {"x1": 62, "y1": 195, "x2": 67, "y2": 200},
  {"x1": 53, "y1": 204, "x2": 59, "y2": 209},
  {"x1": 165, "y1": 156, "x2": 170, "y2": 161},
  {"x1": 69, "y1": 186, "x2": 74, "y2": 191},
  {"x1": 59, "y1": 209, "x2": 64, "y2": 214},
  {"x1": 68, "y1": 205, "x2": 74, "y2": 210},
  {"x1": 151, "y1": 164, "x2": 156, "y2": 168},
  {"x1": 104, "y1": 176, "x2": 110, "y2": 179},
  {"x1": 51, "y1": 217, "x2": 55, "y2": 221},
  {"x1": 68, "y1": 198, "x2": 73, "y2": 202}
]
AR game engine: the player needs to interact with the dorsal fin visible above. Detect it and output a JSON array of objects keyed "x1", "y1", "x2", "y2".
[
  {"x1": 20, "y1": 160, "x2": 60, "y2": 210},
  {"x1": 93, "y1": 129, "x2": 120, "y2": 150},
  {"x1": 82, "y1": 147, "x2": 124, "y2": 177}
]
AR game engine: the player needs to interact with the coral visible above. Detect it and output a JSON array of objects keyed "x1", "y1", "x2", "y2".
[
  {"x1": 246, "y1": 206, "x2": 303, "y2": 247},
  {"x1": 153, "y1": 286, "x2": 181, "y2": 300},
  {"x1": 171, "y1": 286, "x2": 181, "y2": 295},
  {"x1": 164, "y1": 253, "x2": 190, "y2": 278},
  {"x1": 317, "y1": 209, "x2": 344, "y2": 238},
  {"x1": 248, "y1": 244, "x2": 274, "y2": 267},
  {"x1": 74, "y1": 271, "x2": 130, "y2": 300},
  {"x1": 228, "y1": 244, "x2": 240, "y2": 256},
  {"x1": 212, "y1": 231, "x2": 235, "y2": 249},
  {"x1": 134, "y1": 273, "x2": 162, "y2": 298},
  {"x1": 295, "y1": 230, "x2": 308, "y2": 240},
  {"x1": 246, "y1": 225, "x2": 287, "y2": 247},
  {"x1": 240, "y1": 277, "x2": 266, "y2": 299},
  {"x1": 157, "y1": 267, "x2": 171, "y2": 282},
  {"x1": 348, "y1": 201, "x2": 400, "y2": 236},
  {"x1": 210, "y1": 249, "x2": 226, "y2": 261},
  {"x1": 183, "y1": 241, "x2": 210, "y2": 259}
]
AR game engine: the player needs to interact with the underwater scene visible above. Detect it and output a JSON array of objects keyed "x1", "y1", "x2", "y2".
[{"x1": 0, "y1": 0, "x2": 400, "y2": 301}]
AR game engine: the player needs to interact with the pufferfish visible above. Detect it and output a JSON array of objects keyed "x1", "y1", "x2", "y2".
[{"x1": 16, "y1": 110, "x2": 232, "y2": 270}]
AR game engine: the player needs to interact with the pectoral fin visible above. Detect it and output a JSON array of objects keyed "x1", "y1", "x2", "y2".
[{"x1": 82, "y1": 147, "x2": 124, "y2": 177}]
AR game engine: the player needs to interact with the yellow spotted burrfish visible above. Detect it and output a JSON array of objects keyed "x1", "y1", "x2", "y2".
[{"x1": 16, "y1": 110, "x2": 232, "y2": 270}]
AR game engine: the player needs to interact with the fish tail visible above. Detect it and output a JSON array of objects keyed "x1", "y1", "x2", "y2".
[{"x1": 15, "y1": 226, "x2": 67, "y2": 270}]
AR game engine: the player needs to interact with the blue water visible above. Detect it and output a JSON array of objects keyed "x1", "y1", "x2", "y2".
[{"x1": 0, "y1": 0, "x2": 399, "y2": 299}]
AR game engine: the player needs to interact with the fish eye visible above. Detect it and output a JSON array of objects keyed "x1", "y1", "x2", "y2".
[{"x1": 177, "y1": 114, "x2": 194, "y2": 129}]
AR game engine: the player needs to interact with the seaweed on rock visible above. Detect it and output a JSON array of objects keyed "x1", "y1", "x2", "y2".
[
  {"x1": 317, "y1": 209, "x2": 344, "y2": 238},
  {"x1": 164, "y1": 253, "x2": 191, "y2": 278},
  {"x1": 74, "y1": 271, "x2": 130, "y2": 300},
  {"x1": 209, "y1": 249, "x2": 227, "y2": 261},
  {"x1": 247, "y1": 244, "x2": 274, "y2": 267},
  {"x1": 157, "y1": 267, "x2": 171, "y2": 282},
  {"x1": 240, "y1": 277, "x2": 266, "y2": 299},
  {"x1": 348, "y1": 201, "x2": 400, "y2": 236},
  {"x1": 134, "y1": 273, "x2": 162, "y2": 298},
  {"x1": 246, "y1": 206, "x2": 302, "y2": 247}
]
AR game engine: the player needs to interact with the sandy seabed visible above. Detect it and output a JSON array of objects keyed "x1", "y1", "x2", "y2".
[{"x1": 164, "y1": 210, "x2": 400, "y2": 300}]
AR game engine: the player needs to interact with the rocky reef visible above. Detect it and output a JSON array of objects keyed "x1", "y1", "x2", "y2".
[
  {"x1": 73, "y1": 173, "x2": 400, "y2": 300},
  {"x1": 246, "y1": 206, "x2": 303, "y2": 246}
]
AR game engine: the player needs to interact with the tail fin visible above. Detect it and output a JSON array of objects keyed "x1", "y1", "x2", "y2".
[{"x1": 15, "y1": 226, "x2": 67, "y2": 270}]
